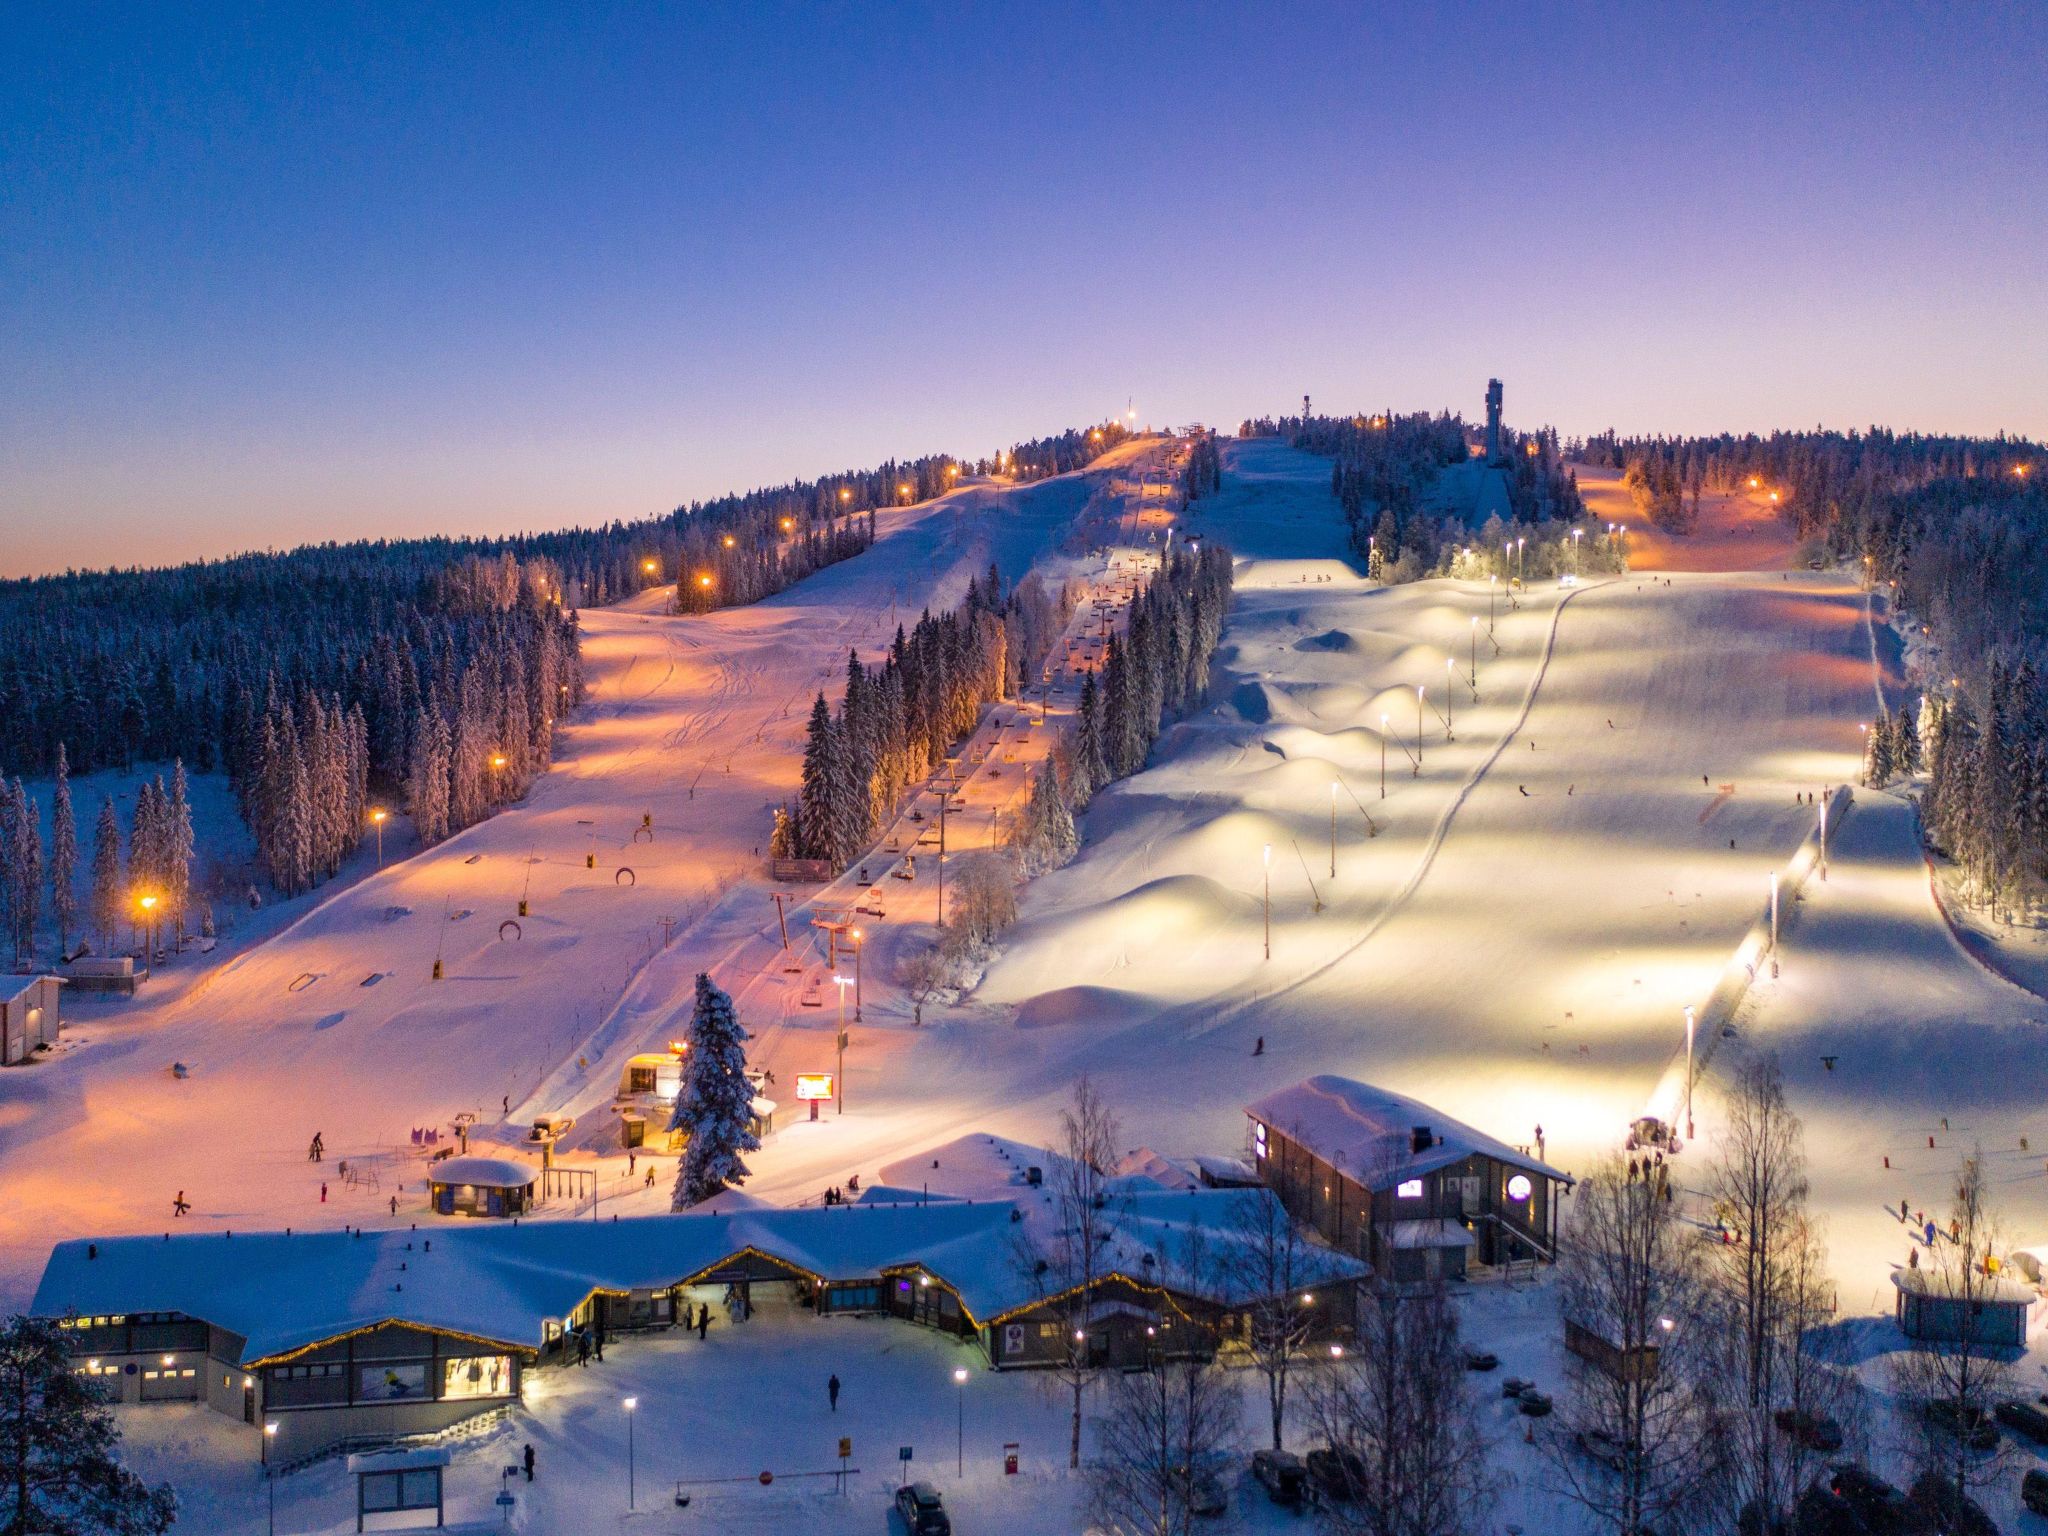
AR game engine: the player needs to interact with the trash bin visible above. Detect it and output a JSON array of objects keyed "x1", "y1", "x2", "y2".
[{"x1": 621, "y1": 1114, "x2": 646, "y2": 1150}]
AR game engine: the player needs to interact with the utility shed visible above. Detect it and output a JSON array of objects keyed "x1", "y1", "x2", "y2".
[
  {"x1": 1246, "y1": 1075, "x2": 1571, "y2": 1281},
  {"x1": 1892, "y1": 1267, "x2": 2036, "y2": 1348},
  {"x1": 0, "y1": 976, "x2": 61, "y2": 1064}
]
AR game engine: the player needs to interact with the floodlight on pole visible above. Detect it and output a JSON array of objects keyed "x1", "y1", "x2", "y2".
[
  {"x1": 1683, "y1": 1005, "x2": 1696, "y2": 1141},
  {"x1": 1469, "y1": 617, "x2": 1479, "y2": 690},
  {"x1": 370, "y1": 806, "x2": 388, "y2": 868},
  {"x1": 954, "y1": 1367, "x2": 969, "y2": 1474},
  {"x1": 832, "y1": 975, "x2": 854, "y2": 1112},
  {"x1": 624, "y1": 1396, "x2": 638, "y2": 1510},
  {"x1": 1445, "y1": 659, "x2": 1456, "y2": 740}
]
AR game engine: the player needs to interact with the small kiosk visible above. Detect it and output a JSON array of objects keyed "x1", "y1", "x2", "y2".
[
  {"x1": 426, "y1": 1156, "x2": 537, "y2": 1219},
  {"x1": 348, "y1": 1446, "x2": 449, "y2": 1531}
]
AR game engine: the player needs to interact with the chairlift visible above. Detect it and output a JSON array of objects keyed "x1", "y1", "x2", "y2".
[{"x1": 799, "y1": 981, "x2": 824, "y2": 1009}]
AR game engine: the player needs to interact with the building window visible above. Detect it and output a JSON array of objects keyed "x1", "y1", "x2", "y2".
[
  {"x1": 442, "y1": 1356, "x2": 511, "y2": 1401},
  {"x1": 1396, "y1": 1178, "x2": 1424, "y2": 1199}
]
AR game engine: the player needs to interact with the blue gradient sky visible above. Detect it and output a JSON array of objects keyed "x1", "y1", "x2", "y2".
[{"x1": 4, "y1": 3, "x2": 2043, "y2": 576}]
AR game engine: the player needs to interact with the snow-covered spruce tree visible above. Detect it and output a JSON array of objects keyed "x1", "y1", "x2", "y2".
[
  {"x1": 668, "y1": 972, "x2": 760, "y2": 1209},
  {"x1": 90, "y1": 797, "x2": 122, "y2": 954},
  {"x1": 1018, "y1": 761, "x2": 1077, "y2": 875},
  {"x1": 1075, "y1": 673, "x2": 1108, "y2": 803},
  {"x1": 167, "y1": 761, "x2": 194, "y2": 944},
  {"x1": 9, "y1": 781, "x2": 40, "y2": 962},
  {"x1": 0, "y1": 1314, "x2": 176, "y2": 1534},
  {"x1": 796, "y1": 693, "x2": 838, "y2": 867},
  {"x1": 48, "y1": 745, "x2": 76, "y2": 958}
]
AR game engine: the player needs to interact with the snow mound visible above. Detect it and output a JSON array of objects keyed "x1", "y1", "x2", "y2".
[
  {"x1": 1294, "y1": 628, "x2": 1361, "y2": 654},
  {"x1": 1012, "y1": 985, "x2": 1147, "y2": 1031}
]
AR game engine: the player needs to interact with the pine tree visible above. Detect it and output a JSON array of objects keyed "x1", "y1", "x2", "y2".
[
  {"x1": 1076, "y1": 673, "x2": 1109, "y2": 799},
  {"x1": 797, "y1": 694, "x2": 838, "y2": 866},
  {"x1": 90, "y1": 797, "x2": 122, "y2": 955},
  {"x1": 49, "y1": 745, "x2": 77, "y2": 958},
  {"x1": 7, "y1": 782, "x2": 38, "y2": 961},
  {"x1": 0, "y1": 1314, "x2": 177, "y2": 1533},
  {"x1": 167, "y1": 761, "x2": 194, "y2": 945},
  {"x1": 1020, "y1": 762, "x2": 1079, "y2": 874},
  {"x1": 668, "y1": 972, "x2": 760, "y2": 1208}
]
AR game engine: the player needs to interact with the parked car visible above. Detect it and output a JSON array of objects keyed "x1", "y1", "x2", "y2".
[
  {"x1": 1908, "y1": 1473, "x2": 1996, "y2": 1536},
  {"x1": 1502, "y1": 1377, "x2": 1531, "y2": 1400},
  {"x1": 1922, "y1": 1399, "x2": 1999, "y2": 1452},
  {"x1": 1997, "y1": 1396, "x2": 2048, "y2": 1445},
  {"x1": 1305, "y1": 1446, "x2": 1368, "y2": 1504},
  {"x1": 1828, "y1": 1465, "x2": 1925, "y2": 1535},
  {"x1": 1251, "y1": 1449, "x2": 1308, "y2": 1508},
  {"x1": 1463, "y1": 1348, "x2": 1499, "y2": 1372},
  {"x1": 1772, "y1": 1407, "x2": 1845, "y2": 1452},
  {"x1": 1516, "y1": 1390, "x2": 1553, "y2": 1418},
  {"x1": 1185, "y1": 1464, "x2": 1228, "y2": 1518},
  {"x1": 894, "y1": 1481, "x2": 951, "y2": 1536},
  {"x1": 2023, "y1": 1467, "x2": 2048, "y2": 1518}
]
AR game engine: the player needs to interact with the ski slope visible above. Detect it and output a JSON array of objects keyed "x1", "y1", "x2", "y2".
[{"x1": 0, "y1": 438, "x2": 1171, "y2": 1304}]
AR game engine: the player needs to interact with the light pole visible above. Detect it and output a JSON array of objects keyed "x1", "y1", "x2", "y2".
[
  {"x1": 954, "y1": 1367, "x2": 969, "y2": 1475},
  {"x1": 1683, "y1": 1005, "x2": 1696, "y2": 1142},
  {"x1": 1488, "y1": 574, "x2": 1497, "y2": 634},
  {"x1": 1469, "y1": 617, "x2": 1478, "y2": 691},
  {"x1": 850, "y1": 927, "x2": 864, "y2": 1021},
  {"x1": 1445, "y1": 659, "x2": 1455, "y2": 740},
  {"x1": 833, "y1": 976, "x2": 854, "y2": 1114},
  {"x1": 1818, "y1": 791, "x2": 1829, "y2": 881},
  {"x1": 138, "y1": 893, "x2": 158, "y2": 966},
  {"x1": 624, "y1": 1396, "x2": 638, "y2": 1510},
  {"x1": 370, "y1": 807, "x2": 388, "y2": 868},
  {"x1": 934, "y1": 789, "x2": 954, "y2": 926},
  {"x1": 1262, "y1": 844, "x2": 1272, "y2": 961},
  {"x1": 1769, "y1": 872, "x2": 1779, "y2": 960},
  {"x1": 264, "y1": 1422, "x2": 278, "y2": 1534}
]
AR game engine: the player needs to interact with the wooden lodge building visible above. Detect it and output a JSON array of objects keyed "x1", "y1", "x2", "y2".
[{"x1": 1246, "y1": 1076, "x2": 1572, "y2": 1283}]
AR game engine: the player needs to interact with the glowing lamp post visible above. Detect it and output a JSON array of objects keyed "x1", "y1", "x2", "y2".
[
  {"x1": 370, "y1": 807, "x2": 388, "y2": 868},
  {"x1": 624, "y1": 1396, "x2": 638, "y2": 1510},
  {"x1": 850, "y1": 926, "x2": 864, "y2": 1021},
  {"x1": 1445, "y1": 659, "x2": 1455, "y2": 740},
  {"x1": 264, "y1": 1422, "x2": 278, "y2": 1532},
  {"x1": 641, "y1": 558, "x2": 659, "y2": 583},
  {"x1": 833, "y1": 975, "x2": 855, "y2": 1113},
  {"x1": 1683, "y1": 1005, "x2": 1696, "y2": 1141},
  {"x1": 1469, "y1": 617, "x2": 1479, "y2": 690},
  {"x1": 954, "y1": 1367, "x2": 969, "y2": 1475},
  {"x1": 137, "y1": 893, "x2": 159, "y2": 965}
]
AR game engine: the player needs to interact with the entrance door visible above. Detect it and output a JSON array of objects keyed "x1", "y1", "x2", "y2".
[{"x1": 243, "y1": 1382, "x2": 256, "y2": 1424}]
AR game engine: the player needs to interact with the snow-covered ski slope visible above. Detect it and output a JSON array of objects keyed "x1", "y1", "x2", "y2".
[{"x1": 0, "y1": 439, "x2": 1168, "y2": 1304}]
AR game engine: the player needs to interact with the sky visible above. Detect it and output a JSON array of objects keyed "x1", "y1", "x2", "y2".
[{"x1": 2, "y1": 2, "x2": 2044, "y2": 576}]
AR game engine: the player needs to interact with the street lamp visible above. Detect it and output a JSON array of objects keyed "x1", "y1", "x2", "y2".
[
  {"x1": 1262, "y1": 844, "x2": 1272, "y2": 961},
  {"x1": 1445, "y1": 659, "x2": 1456, "y2": 740},
  {"x1": 264, "y1": 1422, "x2": 278, "y2": 1534},
  {"x1": 850, "y1": 926, "x2": 864, "y2": 1021},
  {"x1": 1683, "y1": 1005, "x2": 1696, "y2": 1142},
  {"x1": 833, "y1": 976, "x2": 854, "y2": 1113},
  {"x1": 369, "y1": 807, "x2": 388, "y2": 868},
  {"x1": 623, "y1": 1396, "x2": 638, "y2": 1509},
  {"x1": 137, "y1": 893, "x2": 159, "y2": 965},
  {"x1": 1469, "y1": 617, "x2": 1479, "y2": 690},
  {"x1": 954, "y1": 1367, "x2": 969, "y2": 1475}
]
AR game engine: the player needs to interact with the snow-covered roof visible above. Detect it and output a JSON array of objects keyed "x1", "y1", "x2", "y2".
[
  {"x1": 0, "y1": 974, "x2": 56, "y2": 1006},
  {"x1": 425, "y1": 1156, "x2": 536, "y2": 1189},
  {"x1": 1113, "y1": 1148, "x2": 1203, "y2": 1190},
  {"x1": 1891, "y1": 1268, "x2": 2037, "y2": 1306},
  {"x1": 34, "y1": 1181, "x2": 1368, "y2": 1362},
  {"x1": 1386, "y1": 1219, "x2": 1477, "y2": 1251},
  {"x1": 1246, "y1": 1076, "x2": 1570, "y2": 1190}
]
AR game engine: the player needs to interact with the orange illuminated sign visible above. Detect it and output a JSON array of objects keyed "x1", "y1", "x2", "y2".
[{"x1": 796, "y1": 1074, "x2": 835, "y2": 1101}]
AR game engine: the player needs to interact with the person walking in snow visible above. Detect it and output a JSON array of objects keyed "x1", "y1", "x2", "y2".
[
  {"x1": 576, "y1": 1331, "x2": 590, "y2": 1368},
  {"x1": 1519, "y1": 785, "x2": 1528, "y2": 796},
  {"x1": 309, "y1": 1132, "x2": 324, "y2": 1162},
  {"x1": 828, "y1": 1374, "x2": 841, "y2": 1411},
  {"x1": 172, "y1": 1191, "x2": 190, "y2": 1217},
  {"x1": 389, "y1": 1194, "x2": 398, "y2": 1216},
  {"x1": 697, "y1": 1305, "x2": 709, "y2": 1340},
  {"x1": 320, "y1": 1182, "x2": 327, "y2": 1203},
  {"x1": 523, "y1": 1444, "x2": 535, "y2": 1482},
  {"x1": 1253, "y1": 1036, "x2": 1264, "y2": 1056},
  {"x1": 628, "y1": 1151, "x2": 636, "y2": 1177},
  {"x1": 645, "y1": 1166, "x2": 656, "y2": 1189}
]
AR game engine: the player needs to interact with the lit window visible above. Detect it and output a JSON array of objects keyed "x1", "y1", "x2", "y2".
[
  {"x1": 1396, "y1": 1179, "x2": 1424, "y2": 1199},
  {"x1": 1253, "y1": 1124, "x2": 1267, "y2": 1160}
]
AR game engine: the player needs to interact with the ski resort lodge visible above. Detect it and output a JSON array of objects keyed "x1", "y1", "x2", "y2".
[
  {"x1": 1246, "y1": 1076, "x2": 1571, "y2": 1281},
  {"x1": 34, "y1": 1140, "x2": 1367, "y2": 1462}
]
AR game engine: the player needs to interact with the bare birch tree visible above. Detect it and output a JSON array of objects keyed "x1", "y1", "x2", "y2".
[
  {"x1": 1030, "y1": 1075, "x2": 1123, "y2": 1469},
  {"x1": 1221, "y1": 1179, "x2": 1330, "y2": 1451},
  {"x1": 1889, "y1": 1149, "x2": 2015, "y2": 1511},
  {"x1": 1304, "y1": 1282, "x2": 1492, "y2": 1536},
  {"x1": 1549, "y1": 1158, "x2": 1724, "y2": 1534}
]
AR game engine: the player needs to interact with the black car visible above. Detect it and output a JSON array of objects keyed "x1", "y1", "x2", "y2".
[
  {"x1": 1772, "y1": 1407, "x2": 1845, "y2": 1453},
  {"x1": 1997, "y1": 1396, "x2": 2048, "y2": 1444},
  {"x1": 1464, "y1": 1348, "x2": 1499, "y2": 1372},
  {"x1": 894, "y1": 1481, "x2": 951, "y2": 1536},
  {"x1": 1305, "y1": 1446, "x2": 1369, "y2": 1504},
  {"x1": 1828, "y1": 1465, "x2": 1929, "y2": 1535},
  {"x1": 1251, "y1": 1448, "x2": 1308, "y2": 1508},
  {"x1": 1790, "y1": 1482, "x2": 1866, "y2": 1536},
  {"x1": 1923, "y1": 1400, "x2": 2000, "y2": 1452},
  {"x1": 1908, "y1": 1473, "x2": 1996, "y2": 1536}
]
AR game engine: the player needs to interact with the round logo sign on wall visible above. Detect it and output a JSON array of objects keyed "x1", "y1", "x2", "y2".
[{"x1": 1506, "y1": 1175, "x2": 1533, "y2": 1202}]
